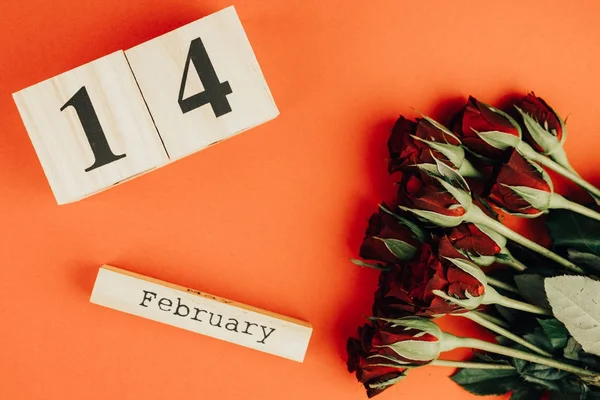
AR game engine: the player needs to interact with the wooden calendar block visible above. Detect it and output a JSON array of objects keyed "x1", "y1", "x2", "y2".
[
  {"x1": 13, "y1": 51, "x2": 168, "y2": 204},
  {"x1": 90, "y1": 265, "x2": 312, "y2": 362},
  {"x1": 125, "y1": 6, "x2": 279, "y2": 160}
]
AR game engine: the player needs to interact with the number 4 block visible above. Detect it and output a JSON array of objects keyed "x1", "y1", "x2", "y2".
[{"x1": 125, "y1": 6, "x2": 279, "y2": 160}]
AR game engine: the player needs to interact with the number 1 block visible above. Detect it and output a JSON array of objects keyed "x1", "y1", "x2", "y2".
[
  {"x1": 125, "y1": 6, "x2": 279, "y2": 160},
  {"x1": 13, "y1": 51, "x2": 169, "y2": 204}
]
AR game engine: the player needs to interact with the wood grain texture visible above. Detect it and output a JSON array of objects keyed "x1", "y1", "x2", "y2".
[
  {"x1": 12, "y1": 51, "x2": 168, "y2": 204},
  {"x1": 125, "y1": 6, "x2": 279, "y2": 160},
  {"x1": 90, "y1": 265, "x2": 312, "y2": 362}
]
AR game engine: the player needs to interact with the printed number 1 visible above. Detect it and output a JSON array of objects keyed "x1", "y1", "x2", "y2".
[
  {"x1": 60, "y1": 87, "x2": 126, "y2": 172},
  {"x1": 178, "y1": 37, "x2": 233, "y2": 117}
]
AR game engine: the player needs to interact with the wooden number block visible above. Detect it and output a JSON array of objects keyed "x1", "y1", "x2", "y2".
[
  {"x1": 13, "y1": 52, "x2": 168, "y2": 204},
  {"x1": 125, "y1": 6, "x2": 279, "y2": 160},
  {"x1": 90, "y1": 265, "x2": 312, "y2": 362}
]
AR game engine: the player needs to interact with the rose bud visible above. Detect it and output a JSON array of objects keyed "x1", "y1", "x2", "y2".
[
  {"x1": 489, "y1": 150, "x2": 600, "y2": 222},
  {"x1": 447, "y1": 223, "x2": 501, "y2": 260},
  {"x1": 398, "y1": 159, "x2": 586, "y2": 271},
  {"x1": 397, "y1": 166, "x2": 472, "y2": 228},
  {"x1": 453, "y1": 96, "x2": 521, "y2": 160},
  {"x1": 515, "y1": 92, "x2": 574, "y2": 172},
  {"x1": 347, "y1": 326, "x2": 408, "y2": 398},
  {"x1": 516, "y1": 93, "x2": 565, "y2": 151},
  {"x1": 388, "y1": 116, "x2": 480, "y2": 178},
  {"x1": 367, "y1": 318, "x2": 442, "y2": 362},
  {"x1": 444, "y1": 219, "x2": 528, "y2": 271},
  {"x1": 431, "y1": 252, "x2": 550, "y2": 315},
  {"x1": 488, "y1": 150, "x2": 553, "y2": 217},
  {"x1": 359, "y1": 208, "x2": 422, "y2": 263},
  {"x1": 373, "y1": 243, "x2": 485, "y2": 318},
  {"x1": 362, "y1": 316, "x2": 596, "y2": 381},
  {"x1": 507, "y1": 93, "x2": 600, "y2": 201}
]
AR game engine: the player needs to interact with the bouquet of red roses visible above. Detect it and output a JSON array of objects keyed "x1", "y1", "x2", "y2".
[{"x1": 348, "y1": 94, "x2": 600, "y2": 399}]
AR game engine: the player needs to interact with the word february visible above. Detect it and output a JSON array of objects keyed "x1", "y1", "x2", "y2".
[
  {"x1": 90, "y1": 265, "x2": 312, "y2": 362},
  {"x1": 139, "y1": 290, "x2": 276, "y2": 344}
]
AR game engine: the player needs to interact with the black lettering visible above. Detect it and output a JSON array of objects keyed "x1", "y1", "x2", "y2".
[
  {"x1": 174, "y1": 297, "x2": 189, "y2": 317},
  {"x1": 139, "y1": 290, "x2": 157, "y2": 307},
  {"x1": 208, "y1": 312, "x2": 223, "y2": 327},
  {"x1": 178, "y1": 37, "x2": 232, "y2": 117},
  {"x1": 158, "y1": 298, "x2": 172, "y2": 312},
  {"x1": 191, "y1": 308, "x2": 208, "y2": 322},
  {"x1": 224, "y1": 318, "x2": 239, "y2": 332},
  {"x1": 60, "y1": 86, "x2": 126, "y2": 171},
  {"x1": 242, "y1": 321, "x2": 258, "y2": 335},
  {"x1": 257, "y1": 326, "x2": 276, "y2": 344}
]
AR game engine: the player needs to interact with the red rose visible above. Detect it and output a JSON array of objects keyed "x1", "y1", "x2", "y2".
[
  {"x1": 447, "y1": 223, "x2": 501, "y2": 258},
  {"x1": 347, "y1": 328, "x2": 407, "y2": 398},
  {"x1": 388, "y1": 116, "x2": 462, "y2": 174},
  {"x1": 453, "y1": 96, "x2": 521, "y2": 159},
  {"x1": 489, "y1": 150, "x2": 553, "y2": 217},
  {"x1": 516, "y1": 92, "x2": 565, "y2": 154},
  {"x1": 373, "y1": 243, "x2": 485, "y2": 317},
  {"x1": 397, "y1": 171, "x2": 471, "y2": 227},
  {"x1": 359, "y1": 209, "x2": 421, "y2": 263},
  {"x1": 347, "y1": 319, "x2": 441, "y2": 397}
]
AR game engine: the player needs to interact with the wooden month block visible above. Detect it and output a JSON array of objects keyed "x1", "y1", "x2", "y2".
[
  {"x1": 13, "y1": 51, "x2": 168, "y2": 204},
  {"x1": 125, "y1": 6, "x2": 279, "y2": 160},
  {"x1": 90, "y1": 265, "x2": 312, "y2": 362}
]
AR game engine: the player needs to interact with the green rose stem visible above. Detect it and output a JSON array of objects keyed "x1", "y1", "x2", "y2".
[
  {"x1": 518, "y1": 142, "x2": 600, "y2": 200},
  {"x1": 483, "y1": 286, "x2": 551, "y2": 315},
  {"x1": 485, "y1": 276, "x2": 519, "y2": 294},
  {"x1": 495, "y1": 250, "x2": 528, "y2": 272},
  {"x1": 472, "y1": 311, "x2": 509, "y2": 329},
  {"x1": 440, "y1": 333, "x2": 600, "y2": 379},
  {"x1": 435, "y1": 287, "x2": 550, "y2": 317},
  {"x1": 455, "y1": 312, "x2": 551, "y2": 357},
  {"x1": 411, "y1": 360, "x2": 515, "y2": 370},
  {"x1": 550, "y1": 194, "x2": 600, "y2": 222},
  {"x1": 465, "y1": 205, "x2": 585, "y2": 274}
]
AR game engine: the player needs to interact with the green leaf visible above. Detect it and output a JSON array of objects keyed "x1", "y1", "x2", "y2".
[
  {"x1": 373, "y1": 237, "x2": 417, "y2": 260},
  {"x1": 514, "y1": 274, "x2": 551, "y2": 309},
  {"x1": 350, "y1": 259, "x2": 389, "y2": 271},
  {"x1": 522, "y1": 374, "x2": 561, "y2": 391},
  {"x1": 563, "y1": 337, "x2": 581, "y2": 361},
  {"x1": 511, "y1": 387, "x2": 544, "y2": 400},
  {"x1": 567, "y1": 249, "x2": 600, "y2": 274},
  {"x1": 547, "y1": 209, "x2": 600, "y2": 256},
  {"x1": 522, "y1": 327, "x2": 553, "y2": 354},
  {"x1": 553, "y1": 379, "x2": 600, "y2": 400},
  {"x1": 450, "y1": 368, "x2": 522, "y2": 395},
  {"x1": 538, "y1": 318, "x2": 569, "y2": 349},
  {"x1": 522, "y1": 362, "x2": 570, "y2": 382},
  {"x1": 545, "y1": 276, "x2": 600, "y2": 356}
]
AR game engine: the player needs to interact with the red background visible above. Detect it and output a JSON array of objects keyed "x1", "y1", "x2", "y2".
[{"x1": 1, "y1": 1, "x2": 599, "y2": 399}]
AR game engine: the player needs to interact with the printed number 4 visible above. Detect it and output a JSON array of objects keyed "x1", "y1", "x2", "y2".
[{"x1": 178, "y1": 37, "x2": 233, "y2": 117}]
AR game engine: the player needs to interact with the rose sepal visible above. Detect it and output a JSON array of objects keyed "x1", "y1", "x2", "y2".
[{"x1": 515, "y1": 105, "x2": 565, "y2": 156}]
